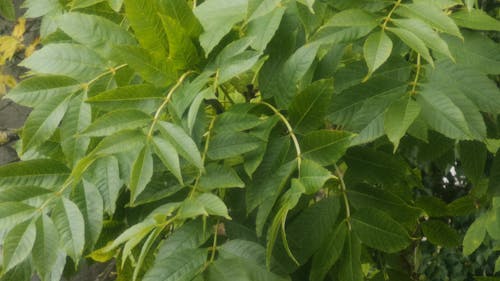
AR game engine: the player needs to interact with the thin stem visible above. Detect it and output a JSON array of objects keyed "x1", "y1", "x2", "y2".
[
  {"x1": 190, "y1": 116, "x2": 217, "y2": 198},
  {"x1": 410, "y1": 54, "x2": 421, "y2": 96},
  {"x1": 259, "y1": 101, "x2": 302, "y2": 175},
  {"x1": 381, "y1": 0, "x2": 402, "y2": 30},
  {"x1": 147, "y1": 71, "x2": 195, "y2": 138},
  {"x1": 334, "y1": 164, "x2": 351, "y2": 230},
  {"x1": 85, "y1": 64, "x2": 128, "y2": 88},
  {"x1": 209, "y1": 220, "x2": 220, "y2": 263}
]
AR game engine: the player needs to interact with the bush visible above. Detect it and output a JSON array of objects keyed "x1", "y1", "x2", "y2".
[{"x1": 1, "y1": 0, "x2": 500, "y2": 280}]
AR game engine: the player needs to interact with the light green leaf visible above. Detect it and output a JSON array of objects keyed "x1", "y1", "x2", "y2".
[
  {"x1": 300, "y1": 159, "x2": 332, "y2": 195},
  {"x1": 205, "y1": 257, "x2": 289, "y2": 281},
  {"x1": 60, "y1": 91, "x2": 91, "y2": 167},
  {"x1": 194, "y1": 0, "x2": 248, "y2": 55},
  {"x1": 363, "y1": 30, "x2": 393, "y2": 79},
  {"x1": 301, "y1": 130, "x2": 353, "y2": 166},
  {"x1": 156, "y1": 0, "x2": 203, "y2": 38},
  {"x1": 20, "y1": 43, "x2": 108, "y2": 82},
  {"x1": 129, "y1": 145, "x2": 153, "y2": 204},
  {"x1": 208, "y1": 132, "x2": 262, "y2": 160},
  {"x1": 0, "y1": 186, "x2": 52, "y2": 203},
  {"x1": 463, "y1": 214, "x2": 487, "y2": 256},
  {"x1": 199, "y1": 163, "x2": 244, "y2": 191},
  {"x1": 0, "y1": 202, "x2": 35, "y2": 230},
  {"x1": 158, "y1": 121, "x2": 203, "y2": 170},
  {"x1": 86, "y1": 84, "x2": 164, "y2": 111},
  {"x1": 87, "y1": 156, "x2": 121, "y2": 215},
  {"x1": 396, "y1": 0, "x2": 462, "y2": 38},
  {"x1": 160, "y1": 15, "x2": 200, "y2": 70},
  {"x1": 6, "y1": 75, "x2": 81, "y2": 107},
  {"x1": 152, "y1": 136, "x2": 183, "y2": 185},
  {"x1": 73, "y1": 181, "x2": 104, "y2": 248},
  {"x1": 336, "y1": 231, "x2": 363, "y2": 281},
  {"x1": 214, "y1": 45, "x2": 262, "y2": 84},
  {"x1": 289, "y1": 79, "x2": 333, "y2": 134},
  {"x1": 195, "y1": 193, "x2": 230, "y2": 219},
  {"x1": 0, "y1": 159, "x2": 69, "y2": 188},
  {"x1": 310, "y1": 222, "x2": 347, "y2": 281},
  {"x1": 2, "y1": 220, "x2": 36, "y2": 272},
  {"x1": 22, "y1": 0, "x2": 61, "y2": 18},
  {"x1": 351, "y1": 208, "x2": 411, "y2": 253},
  {"x1": 71, "y1": 0, "x2": 105, "y2": 9},
  {"x1": 82, "y1": 109, "x2": 151, "y2": 137},
  {"x1": 112, "y1": 45, "x2": 176, "y2": 87},
  {"x1": 326, "y1": 9, "x2": 378, "y2": 28},
  {"x1": 451, "y1": 9, "x2": 500, "y2": 31},
  {"x1": 246, "y1": 7, "x2": 285, "y2": 51},
  {"x1": 52, "y1": 197, "x2": 85, "y2": 263},
  {"x1": 21, "y1": 92, "x2": 72, "y2": 152},
  {"x1": 387, "y1": 27, "x2": 433, "y2": 66},
  {"x1": 421, "y1": 220, "x2": 460, "y2": 247},
  {"x1": 142, "y1": 248, "x2": 207, "y2": 281},
  {"x1": 56, "y1": 12, "x2": 136, "y2": 58},
  {"x1": 384, "y1": 97, "x2": 421, "y2": 151},
  {"x1": 0, "y1": 0, "x2": 15, "y2": 20},
  {"x1": 33, "y1": 215, "x2": 60, "y2": 280},
  {"x1": 107, "y1": 0, "x2": 123, "y2": 11},
  {"x1": 124, "y1": 0, "x2": 168, "y2": 59},
  {"x1": 392, "y1": 18, "x2": 453, "y2": 60}
]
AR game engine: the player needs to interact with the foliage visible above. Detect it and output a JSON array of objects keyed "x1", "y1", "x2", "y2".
[{"x1": 1, "y1": 0, "x2": 500, "y2": 280}]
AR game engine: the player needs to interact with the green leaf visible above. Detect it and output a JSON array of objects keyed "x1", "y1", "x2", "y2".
[
  {"x1": 91, "y1": 129, "x2": 146, "y2": 157},
  {"x1": 73, "y1": 181, "x2": 104, "y2": 248},
  {"x1": 71, "y1": 0, "x2": 105, "y2": 9},
  {"x1": 2, "y1": 220, "x2": 36, "y2": 273},
  {"x1": 6, "y1": 75, "x2": 81, "y2": 107},
  {"x1": 246, "y1": 7, "x2": 285, "y2": 51},
  {"x1": 205, "y1": 257, "x2": 289, "y2": 281},
  {"x1": 326, "y1": 9, "x2": 378, "y2": 28},
  {"x1": 301, "y1": 130, "x2": 353, "y2": 166},
  {"x1": 32, "y1": 215, "x2": 59, "y2": 280},
  {"x1": 157, "y1": 121, "x2": 203, "y2": 170},
  {"x1": 415, "y1": 196, "x2": 449, "y2": 217},
  {"x1": 300, "y1": 159, "x2": 332, "y2": 195},
  {"x1": 112, "y1": 45, "x2": 176, "y2": 87},
  {"x1": 0, "y1": 202, "x2": 35, "y2": 230},
  {"x1": 20, "y1": 44, "x2": 108, "y2": 82},
  {"x1": 0, "y1": 186, "x2": 51, "y2": 203},
  {"x1": 142, "y1": 248, "x2": 207, "y2": 281},
  {"x1": 392, "y1": 18, "x2": 453, "y2": 60},
  {"x1": 107, "y1": 0, "x2": 123, "y2": 11},
  {"x1": 0, "y1": 159, "x2": 69, "y2": 188},
  {"x1": 288, "y1": 79, "x2": 334, "y2": 134},
  {"x1": 52, "y1": 197, "x2": 85, "y2": 263},
  {"x1": 337, "y1": 231, "x2": 363, "y2": 281},
  {"x1": 129, "y1": 145, "x2": 153, "y2": 204},
  {"x1": 351, "y1": 208, "x2": 411, "y2": 253},
  {"x1": 417, "y1": 88, "x2": 472, "y2": 140},
  {"x1": 194, "y1": 0, "x2": 248, "y2": 55},
  {"x1": 0, "y1": 0, "x2": 15, "y2": 20},
  {"x1": 155, "y1": 219, "x2": 210, "y2": 260},
  {"x1": 459, "y1": 141, "x2": 486, "y2": 186},
  {"x1": 422, "y1": 219, "x2": 460, "y2": 247},
  {"x1": 387, "y1": 27, "x2": 433, "y2": 66},
  {"x1": 213, "y1": 39, "x2": 262, "y2": 84},
  {"x1": 199, "y1": 163, "x2": 244, "y2": 191},
  {"x1": 22, "y1": 0, "x2": 61, "y2": 18},
  {"x1": 195, "y1": 193, "x2": 230, "y2": 219},
  {"x1": 156, "y1": 0, "x2": 203, "y2": 38},
  {"x1": 208, "y1": 132, "x2": 262, "y2": 160},
  {"x1": 87, "y1": 156, "x2": 121, "y2": 215},
  {"x1": 82, "y1": 109, "x2": 151, "y2": 137},
  {"x1": 310, "y1": 222, "x2": 347, "y2": 281},
  {"x1": 124, "y1": 0, "x2": 168, "y2": 59},
  {"x1": 451, "y1": 9, "x2": 500, "y2": 31},
  {"x1": 396, "y1": 0, "x2": 462, "y2": 38},
  {"x1": 463, "y1": 214, "x2": 487, "y2": 256},
  {"x1": 56, "y1": 12, "x2": 136, "y2": 58},
  {"x1": 152, "y1": 136, "x2": 183, "y2": 185},
  {"x1": 159, "y1": 15, "x2": 200, "y2": 70},
  {"x1": 60, "y1": 91, "x2": 91, "y2": 167},
  {"x1": 21, "y1": 92, "x2": 72, "y2": 152},
  {"x1": 363, "y1": 30, "x2": 393, "y2": 79},
  {"x1": 86, "y1": 84, "x2": 164, "y2": 111},
  {"x1": 384, "y1": 97, "x2": 421, "y2": 151}
]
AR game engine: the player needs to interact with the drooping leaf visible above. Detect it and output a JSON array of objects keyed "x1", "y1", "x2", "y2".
[
  {"x1": 246, "y1": 7, "x2": 285, "y2": 51},
  {"x1": 52, "y1": 197, "x2": 85, "y2": 263},
  {"x1": 463, "y1": 214, "x2": 487, "y2": 256},
  {"x1": 351, "y1": 208, "x2": 411, "y2": 253},
  {"x1": 160, "y1": 15, "x2": 200, "y2": 70},
  {"x1": 81, "y1": 109, "x2": 151, "y2": 137},
  {"x1": 337, "y1": 231, "x2": 363, "y2": 281},
  {"x1": 152, "y1": 136, "x2": 183, "y2": 185},
  {"x1": 195, "y1": 193, "x2": 230, "y2": 219},
  {"x1": 459, "y1": 141, "x2": 487, "y2": 186},
  {"x1": 157, "y1": 121, "x2": 203, "y2": 170},
  {"x1": 129, "y1": 144, "x2": 153, "y2": 204},
  {"x1": 73, "y1": 181, "x2": 104, "y2": 248},
  {"x1": 384, "y1": 97, "x2": 421, "y2": 151},
  {"x1": 310, "y1": 222, "x2": 348, "y2": 281},
  {"x1": 156, "y1": 0, "x2": 203, "y2": 38},
  {"x1": 87, "y1": 156, "x2": 122, "y2": 215},
  {"x1": 2, "y1": 220, "x2": 36, "y2": 272},
  {"x1": 32, "y1": 215, "x2": 59, "y2": 280},
  {"x1": 421, "y1": 219, "x2": 460, "y2": 247},
  {"x1": 387, "y1": 27, "x2": 433, "y2": 66},
  {"x1": 451, "y1": 9, "x2": 500, "y2": 31},
  {"x1": 299, "y1": 159, "x2": 332, "y2": 195}
]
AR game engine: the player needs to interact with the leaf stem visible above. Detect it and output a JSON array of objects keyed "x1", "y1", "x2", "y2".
[
  {"x1": 410, "y1": 54, "x2": 421, "y2": 96},
  {"x1": 259, "y1": 101, "x2": 302, "y2": 175},
  {"x1": 209, "y1": 220, "x2": 220, "y2": 263},
  {"x1": 147, "y1": 71, "x2": 195, "y2": 138},
  {"x1": 381, "y1": 0, "x2": 402, "y2": 30},
  {"x1": 190, "y1": 116, "x2": 217, "y2": 198},
  {"x1": 85, "y1": 64, "x2": 128, "y2": 87},
  {"x1": 334, "y1": 164, "x2": 351, "y2": 230}
]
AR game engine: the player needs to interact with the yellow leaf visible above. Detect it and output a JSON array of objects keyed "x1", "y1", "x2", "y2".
[
  {"x1": 0, "y1": 74, "x2": 17, "y2": 95},
  {"x1": 24, "y1": 37, "x2": 40, "y2": 58},
  {"x1": 0, "y1": 36, "x2": 20, "y2": 64},
  {"x1": 12, "y1": 18, "x2": 26, "y2": 41}
]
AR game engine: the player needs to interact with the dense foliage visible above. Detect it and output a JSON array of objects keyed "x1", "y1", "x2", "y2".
[{"x1": 1, "y1": 0, "x2": 500, "y2": 280}]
